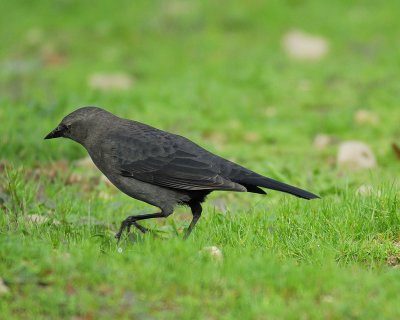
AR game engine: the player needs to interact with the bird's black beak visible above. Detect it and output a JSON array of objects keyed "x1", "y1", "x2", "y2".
[{"x1": 44, "y1": 125, "x2": 64, "y2": 140}]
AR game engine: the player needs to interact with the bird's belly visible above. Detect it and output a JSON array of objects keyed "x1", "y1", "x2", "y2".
[{"x1": 89, "y1": 154, "x2": 190, "y2": 208}]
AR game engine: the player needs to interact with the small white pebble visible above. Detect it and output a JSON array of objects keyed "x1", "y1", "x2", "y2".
[
  {"x1": 201, "y1": 246, "x2": 223, "y2": 261},
  {"x1": 313, "y1": 134, "x2": 337, "y2": 150},
  {"x1": 337, "y1": 141, "x2": 377, "y2": 170},
  {"x1": 354, "y1": 109, "x2": 379, "y2": 125},
  {"x1": 282, "y1": 30, "x2": 329, "y2": 60}
]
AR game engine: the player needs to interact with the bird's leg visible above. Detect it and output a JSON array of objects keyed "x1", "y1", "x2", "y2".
[
  {"x1": 127, "y1": 222, "x2": 148, "y2": 234},
  {"x1": 183, "y1": 202, "x2": 202, "y2": 240},
  {"x1": 115, "y1": 210, "x2": 172, "y2": 242}
]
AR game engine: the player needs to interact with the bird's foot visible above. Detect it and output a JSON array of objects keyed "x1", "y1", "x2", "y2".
[
  {"x1": 115, "y1": 218, "x2": 148, "y2": 242},
  {"x1": 131, "y1": 222, "x2": 148, "y2": 234}
]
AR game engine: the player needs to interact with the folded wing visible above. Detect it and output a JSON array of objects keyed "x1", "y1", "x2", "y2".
[{"x1": 103, "y1": 130, "x2": 246, "y2": 192}]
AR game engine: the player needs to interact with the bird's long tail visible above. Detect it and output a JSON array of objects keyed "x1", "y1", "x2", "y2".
[{"x1": 236, "y1": 174, "x2": 319, "y2": 200}]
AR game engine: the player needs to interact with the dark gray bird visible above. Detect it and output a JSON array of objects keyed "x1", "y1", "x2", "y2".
[{"x1": 45, "y1": 107, "x2": 319, "y2": 240}]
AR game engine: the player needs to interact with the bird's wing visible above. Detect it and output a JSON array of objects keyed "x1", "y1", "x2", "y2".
[{"x1": 103, "y1": 129, "x2": 246, "y2": 192}]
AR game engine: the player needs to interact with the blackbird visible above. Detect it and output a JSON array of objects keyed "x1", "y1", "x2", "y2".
[{"x1": 45, "y1": 107, "x2": 319, "y2": 240}]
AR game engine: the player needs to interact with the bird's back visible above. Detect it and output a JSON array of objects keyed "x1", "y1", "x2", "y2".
[{"x1": 87, "y1": 115, "x2": 318, "y2": 200}]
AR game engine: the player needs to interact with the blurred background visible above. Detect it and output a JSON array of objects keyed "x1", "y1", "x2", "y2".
[
  {"x1": 0, "y1": 0, "x2": 399, "y2": 188},
  {"x1": 1, "y1": 2, "x2": 400, "y2": 318}
]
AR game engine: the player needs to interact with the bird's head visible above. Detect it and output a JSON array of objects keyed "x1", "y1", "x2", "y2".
[{"x1": 44, "y1": 106, "x2": 110, "y2": 144}]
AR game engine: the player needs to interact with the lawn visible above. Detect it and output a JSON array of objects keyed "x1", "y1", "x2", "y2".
[{"x1": 0, "y1": 0, "x2": 399, "y2": 319}]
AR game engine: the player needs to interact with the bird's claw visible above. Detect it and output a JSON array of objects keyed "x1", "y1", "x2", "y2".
[
  {"x1": 132, "y1": 222, "x2": 148, "y2": 233},
  {"x1": 115, "y1": 231, "x2": 122, "y2": 242},
  {"x1": 115, "y1": 219, "x2": 148, "y2": 242}
]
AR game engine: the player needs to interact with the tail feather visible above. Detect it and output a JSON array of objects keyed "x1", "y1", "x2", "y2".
[{"x1": 237, "y1": 175, "x2": 319, "y2": 200}]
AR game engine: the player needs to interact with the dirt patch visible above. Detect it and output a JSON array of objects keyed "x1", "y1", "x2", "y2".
[{"x1": 387, "y1": 255, "x2": 400, "y2": 267}]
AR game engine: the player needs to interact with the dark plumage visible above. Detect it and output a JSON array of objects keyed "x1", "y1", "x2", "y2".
[{"x1": 45, "y1": 107, "x2": 319, "y2": 240}]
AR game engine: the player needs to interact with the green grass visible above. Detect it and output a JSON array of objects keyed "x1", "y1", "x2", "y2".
[{"x1": 1, "y1": 0, "x2": 400, "y2": 318}]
